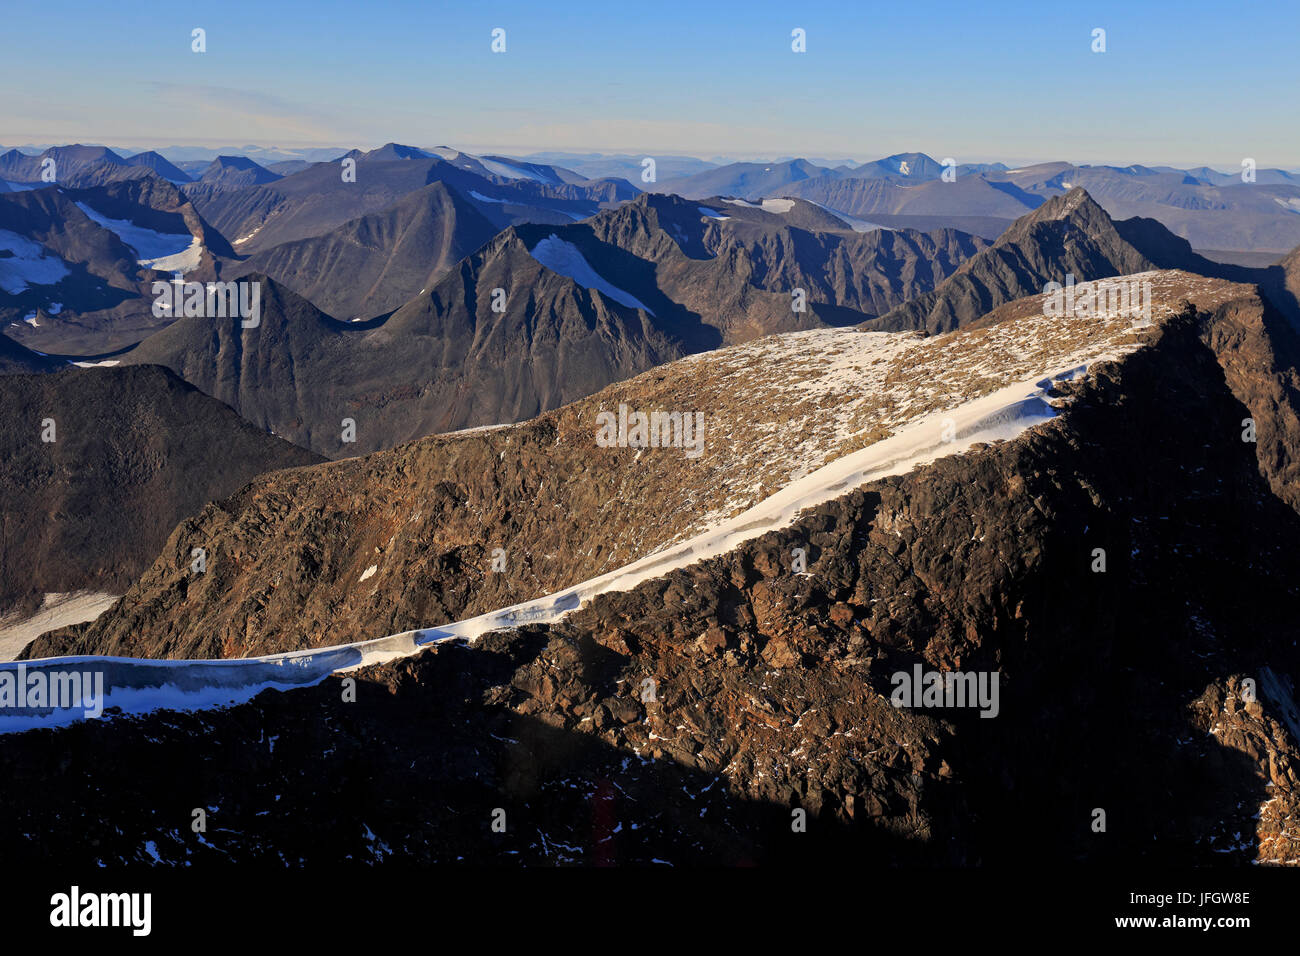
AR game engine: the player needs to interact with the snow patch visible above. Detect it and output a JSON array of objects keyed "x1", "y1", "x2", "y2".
[
  {"x1": 0, "y1": 229, "x2": 71, "y2": 294},
  {"x1": 479, "y1": 157, "x2": 554, "y2": 184},
  {"x1": 74, "y1": 202, "x2": 202, "y2": 271},
  {"x1": 0, "y1": 591, "x2": 118, "y2": 662},
  {"x1": 528, "y1": 234, "x2": 654, "y2": 314}
]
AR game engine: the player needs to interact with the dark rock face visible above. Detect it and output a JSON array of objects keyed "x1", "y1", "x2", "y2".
[
  {"x1": 119, "y1": 260, "x2": 687, "y2": 459},
  {"x1": 0, "y1": 332, "x2": 57, "y2": 375},
  {"x1": 0, "y1": 365, "x2": 321, "y2": 614},
  {"x1": 5, "y1": 311, "x2": 1297, "y2": 867},
  {"x1": 571, "y1": 193, "x2": 987, "y2": 339}
]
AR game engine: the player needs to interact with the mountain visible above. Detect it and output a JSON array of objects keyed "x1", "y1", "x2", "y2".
[
  {"x1": 845, "y1": 151, "x2": 947, "y2": 181},
  {"x1": 644, "y1": 153, "x2": 1300, "y2": 254},
  {"x1": 0, "y1": 145, "x2": 121, "y2": 182},
  {"x1": 1, "y1": 178, "x2": 230, "y2": 353},
  {"x1": 784, "y1": 174, "x2": 1041, "y2": 237},
  {"x1": 14, "y1": 269, "x2": 1300, "y2": 870},
  {"x1": 0, "y1": 364, "x2": 321, "y2": 615},
  {"x1": 518, "y1": 151, "x2": 720, "y2": 182},
  {"x1": 123, "y1": 150, "x2": 191, "y2": 183},
  {"x1": 865, "y1": 187, "x2": 1215, "y2": 333},
  {"x1": 199, "y1": 155, "x2": 282, "y2": 186},
  {"x1": 265, "y1": 159, "x2": 313, "y2": 177},
  {"x1": 556, "y1": 192, "x2": 985, "y2": 338},
  {"x1": 990, "y1": 164, "x2": 1300, "y2": 252},
  {"x1": 472, "y1": 153, "x2": 588, "y2": 186},
  {"x1": 228, "y1": 181, "x2": 500, "y2": 321},
  {"x1": 0, "y1": 187, "x2": 149, "y2": 349},
  {"x1": 68, "y1": 176, "x2": 234, "y2": 264},
  {"x1": 650, "y1": 158, "x2": 832, "y2": 200},
  {"x1": 116, "y1": 255, "x2": 685, "y2": 458}
]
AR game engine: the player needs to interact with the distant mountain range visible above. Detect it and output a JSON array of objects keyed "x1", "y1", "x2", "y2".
[
  {"x1": 108, "y1": 192, "x2": 985, "y2": 456},
  {"x1": 7, "y1": 136, "x2": 1300, "y2": 463}
]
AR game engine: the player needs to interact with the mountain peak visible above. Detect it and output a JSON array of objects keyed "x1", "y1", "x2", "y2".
[{"x1": 1021, "y1": 186, "x2": 1107, "y2": 224}]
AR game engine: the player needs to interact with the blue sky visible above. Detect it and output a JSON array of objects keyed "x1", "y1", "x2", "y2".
[{"x1": 3, "y1": 0, "x2": 1296, "y2": 166}]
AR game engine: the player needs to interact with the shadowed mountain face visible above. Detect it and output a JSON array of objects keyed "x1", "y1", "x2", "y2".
[
  {"x1": 9, "y1": 303, "x2": 1300, "y2": 868},
  {"x1": 118, "y1": 260, "x2": 686, "y2": 458},
  {"x1": 228, "y1": 181, "x2": 501, "y2": 320},
  {"x1": 0, "y1": 364, "x2": 321, "y2": 614},
  {"x1": 516, "y1": 193, "x2": 986, "y2": 341},
  {"x1": 0, "y1": 332, "x2": 58, "y2": 374}
]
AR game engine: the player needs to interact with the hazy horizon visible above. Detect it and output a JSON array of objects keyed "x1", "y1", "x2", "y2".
[
  {"x1": 4, "y1": 0, "x2": 1298, "y2": 170},
  {"x1": 3, "y1": 140, "x2": 1295, "y2": 175}
]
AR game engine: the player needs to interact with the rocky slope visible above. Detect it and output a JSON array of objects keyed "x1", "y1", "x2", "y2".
[
  {"x1": 4, "y1": 293, "x2": 1299, "y2": 868},
  {"x1": 33, "y1": 269, "x2": 1242, "y2": 662},
  {"x1": 0, "y1": 332, "x2": 58, "y2": 374},
  {"x1": 227, "y1": 181, "x2": 500, "y2": 321}
]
